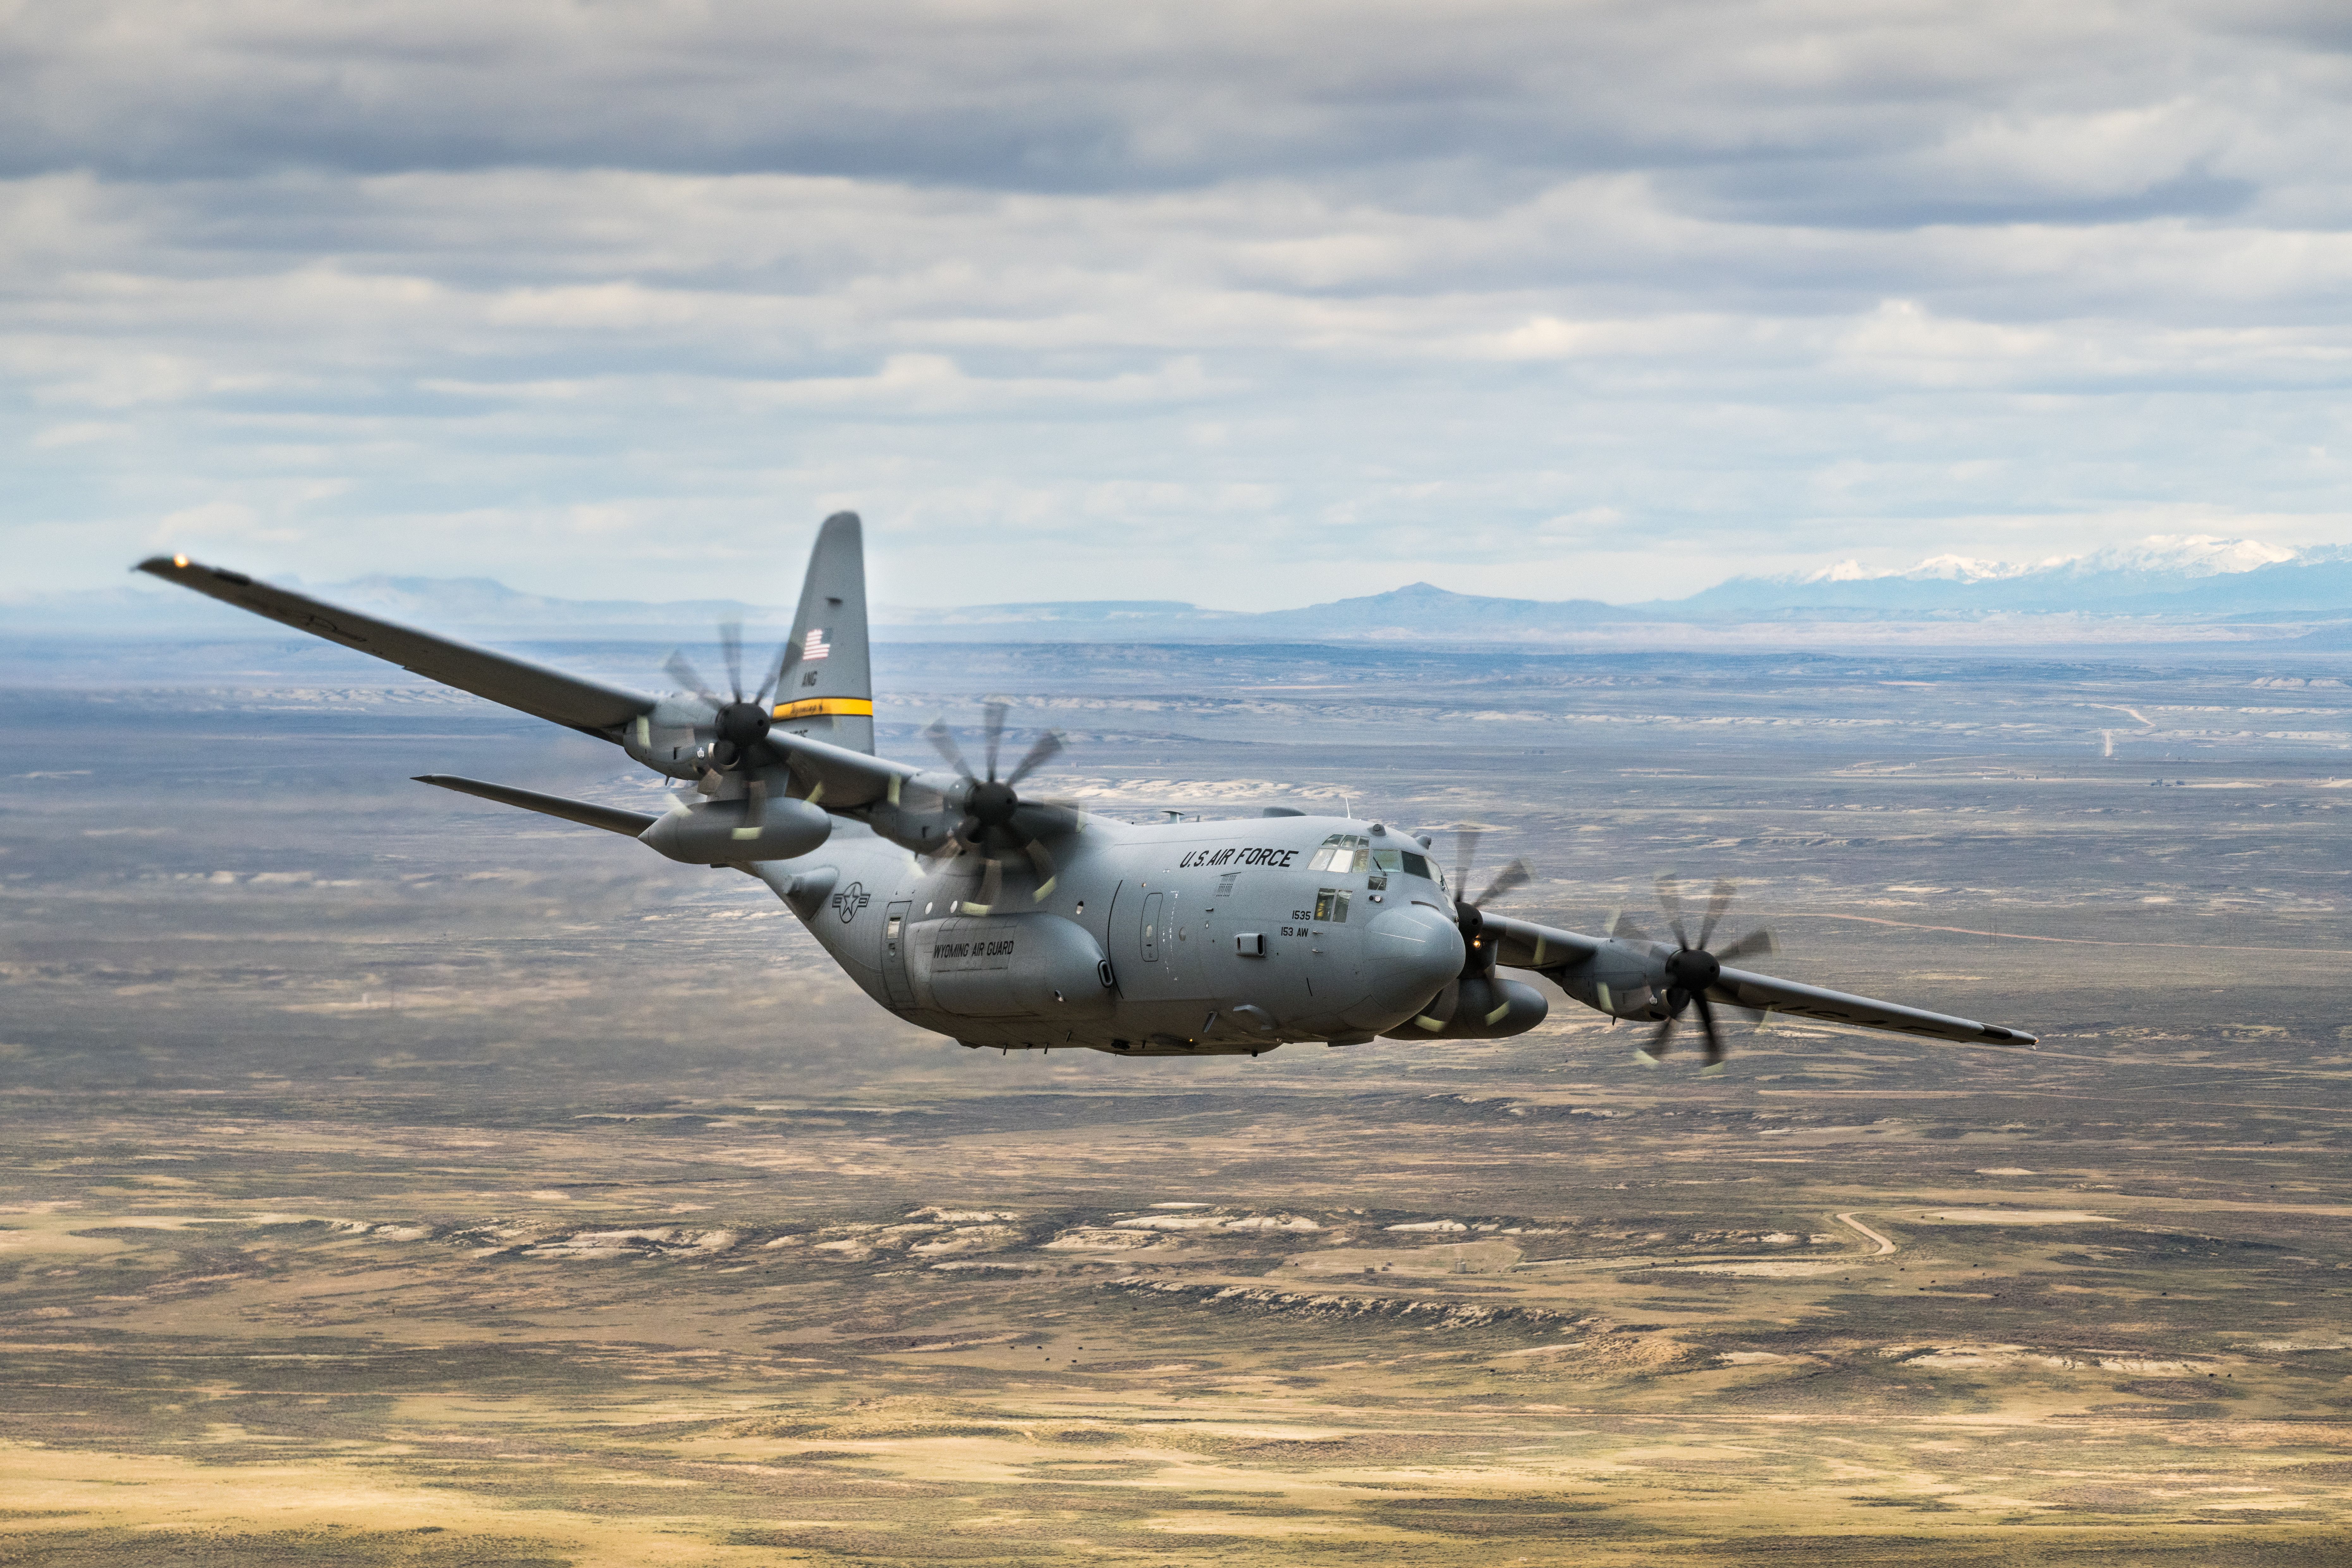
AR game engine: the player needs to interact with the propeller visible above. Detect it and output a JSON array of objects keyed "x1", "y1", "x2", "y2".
[
  {"x1": 921, "y1": 701, "x2": 1081, "y2": 909},
  {"x1": 1624, "y1": 874, "x2": 1776, "y2": 1066},
  {"x1": 1402, "y1": 827, "x2": 1536, "y2": 1030},
  {"x1": 1447, "y1": 826, "x2": 1531, "y2": 949},
  {"x1": 664, "y1": 619, "x2": 793, "y2": 825}
]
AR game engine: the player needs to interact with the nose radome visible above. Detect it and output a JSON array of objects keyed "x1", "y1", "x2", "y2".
[{"x1": 1347, "y1": 903, "x2": 1468, "y2": 1028}]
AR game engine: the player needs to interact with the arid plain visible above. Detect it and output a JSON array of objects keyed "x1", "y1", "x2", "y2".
[{"x1": 3, "y1": 634, "x2": 2350, "y2": 1565}]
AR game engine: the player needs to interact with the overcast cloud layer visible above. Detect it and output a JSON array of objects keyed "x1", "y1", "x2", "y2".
[{"x1": 6, "y1": 0, "x2": 2351, "y2": 607}]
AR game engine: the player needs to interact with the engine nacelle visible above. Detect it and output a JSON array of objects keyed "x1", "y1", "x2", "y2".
[
  {"x1": 864, "y1": 780, "x2": 968, "y2": 857},
  {"x1": 621, "y1": 700, "x2": 724, "y2": 782},
  {"x1": 639, "y1": 796, "x2": 832, "y2": 864},
  {"x1": 1553, "y1": 941, "x2": 1669, "y2": 1021},
  {"x1": 907, "y1": 913, "x2": 1113, "y2": 1018},
  {"x1": 1382, "y1": 974, "x2": 1549, "y2": 1040}
]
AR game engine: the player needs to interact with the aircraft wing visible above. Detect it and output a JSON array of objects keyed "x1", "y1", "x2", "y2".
[
  {"x1": 1482, "y1": 911, "x2": 2036, "y2": 1048},
  {"x1": 1710, "y1": 966, "x2": 2036, "y2": 1047},
  {"x1": 1481, "y1": 911, "x2": 1605, "y2": 969},
  {"x1": 761, "y1": 728, "x2": 923, "y2": 809},
  {"x1": 137, "y1": 556, "x2": 655, "y2": 738}
]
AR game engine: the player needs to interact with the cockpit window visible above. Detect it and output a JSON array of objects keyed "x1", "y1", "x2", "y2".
[
  {"x1": 1369, "y1": 847, "x2": 1435, "y2": 879},
  {"x1": 1311, "y1": 836, "x2": 1435, "y2": 878},
  {"x1": 1306, "y1": 833, "x2": 1369, "y2": 873}
]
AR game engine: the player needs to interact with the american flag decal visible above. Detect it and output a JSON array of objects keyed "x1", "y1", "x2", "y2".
[{"x1": 802, "y1": 627, "x2": 830, "y2": 661}]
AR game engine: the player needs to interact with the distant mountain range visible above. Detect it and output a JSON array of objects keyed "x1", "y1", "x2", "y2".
[
  {"x1": 1678, "y1": 537, "x2": 2352, "y2": 620},
  {"x1": 12, "y1": 535, "x2": 2352, "y2": 644}
]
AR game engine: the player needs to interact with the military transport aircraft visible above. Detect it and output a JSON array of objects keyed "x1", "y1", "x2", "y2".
[{"x1": 138, "y1": 514, "x2": 2036, "y2": 1062}]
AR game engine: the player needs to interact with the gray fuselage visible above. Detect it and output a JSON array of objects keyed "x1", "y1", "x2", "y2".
[{"x1": 756, "y1": 813, "x2": 1468, "y2": 1056}]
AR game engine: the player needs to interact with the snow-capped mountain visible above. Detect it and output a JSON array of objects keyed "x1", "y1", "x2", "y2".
[
  {"x1": 1801, "y1": 535, "x2": 2303, "y2": 587},
  {"x1": 1677, "y1": 536, "x2": 2352, "y2": 617}
]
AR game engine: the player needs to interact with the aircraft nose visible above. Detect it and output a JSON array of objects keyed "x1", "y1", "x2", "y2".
[{"x1": 1347, "y1": 902, "x2": 1467, "y2": 1027}]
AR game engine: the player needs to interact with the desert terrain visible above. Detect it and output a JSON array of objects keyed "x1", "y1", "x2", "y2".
[{"x1": 2, "y1": 633, "x2": 2349, "y2": 1564}]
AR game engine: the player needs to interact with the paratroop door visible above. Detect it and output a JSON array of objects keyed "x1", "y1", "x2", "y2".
[{"x1": 881, "y1": 900, "x2": 915, "y2": 1009}]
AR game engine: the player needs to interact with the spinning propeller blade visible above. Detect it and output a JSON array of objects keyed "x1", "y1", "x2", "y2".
[
  {"x1": 1006, "y1": 729, "x2": 1064, "y2": 787},
  {"x1": 924, "y1": 718, "x2": 974, "y2": 780},
  {"x1": 1698, "y1": 878, "x2": 1735, "y2": 950},
  {"x1": 1637, "y1": 873, "x2": 1775, "y2": 1067},
  {"x1": 1450, "y1": 826, "x2": 1481, "y2": 901},
  {"x1": 1474, "y1": 858, "x2": 1531, "y2": 908},
  {"x1": 962, "y1": 856, "x2": 1002, "y2": 914},
  {"x1": 982, "y1": 701, "x2": 1008, "y2": 783},
  {"x1": 1714, "y1": 928, "x2": 1776, "y2": 964},
  {"x1": 665, "y1": 651, "x2": 722, "y2": 710},
  {"x1": 753, "y1": 638, "x2": 792, "y2": 707},
  {"x1": 718, "y1": 620, "x2": 745, "y2": 701},
  {"x1": 921, "y1": 702, "x2": 1078, "y2": 898},
  {"x1": 1444, "y1": 826, "x2": 1530, "y2": 934},
  {"x1": 1023, "y1": 837, "x2": 1059, "y2": 900}
]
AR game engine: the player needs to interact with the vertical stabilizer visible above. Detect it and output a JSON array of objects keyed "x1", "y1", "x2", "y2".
[{"x1": 769, "y1": 512, "x2": 875, "y2": 755}]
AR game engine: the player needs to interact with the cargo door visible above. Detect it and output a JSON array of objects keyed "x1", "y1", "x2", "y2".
[{"x1": 881, "y1": 900, "x2": 915, "y2": 1009}]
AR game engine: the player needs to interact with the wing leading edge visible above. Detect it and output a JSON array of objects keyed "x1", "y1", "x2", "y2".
[
  {"x1": 136, "y1": 556, "x2": 655, "y2": 738},
  {"x1": 1479, "y1": 910, "x2": 2037, "y2": 1048}
]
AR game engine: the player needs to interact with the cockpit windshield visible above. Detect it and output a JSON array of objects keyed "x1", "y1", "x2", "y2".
[
  {"x1": 1371, "y1": 847, "x2": 1437, "y2": 881},
  {"x1": 1313, "y1": 834, "x2": 1436, "y2": 882},
  {"x1": 1307, "y1": 834, "x2": 1367, "y2": 873}
]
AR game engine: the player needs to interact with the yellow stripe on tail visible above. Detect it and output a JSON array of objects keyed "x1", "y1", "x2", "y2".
[{"x1": 772, "y1": 698, "x2": 876, "y2": 721}]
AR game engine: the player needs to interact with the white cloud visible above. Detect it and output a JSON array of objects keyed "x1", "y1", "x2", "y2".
[{"x1": 1, "y1": 3, "x2": 2350, "y2": 605}]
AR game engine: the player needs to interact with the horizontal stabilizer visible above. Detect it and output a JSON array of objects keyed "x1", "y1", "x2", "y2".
[{"x1": 414, "y1": 774, "x2": 657, "y2": 837}]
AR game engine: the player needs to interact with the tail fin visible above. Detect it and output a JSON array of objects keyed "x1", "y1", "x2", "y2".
[{"x1": 769, "y1": 511, "x2": 875, "y2": 755}]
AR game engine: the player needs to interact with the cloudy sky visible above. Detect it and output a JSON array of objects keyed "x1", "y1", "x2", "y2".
[{"x1": 6, "y1": 0, "x2": 2351, "y2": 609}]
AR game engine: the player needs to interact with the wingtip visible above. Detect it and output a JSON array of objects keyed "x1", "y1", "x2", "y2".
[{"x1": 136, "y1": 554, "x2": 253, "y2": 588}]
